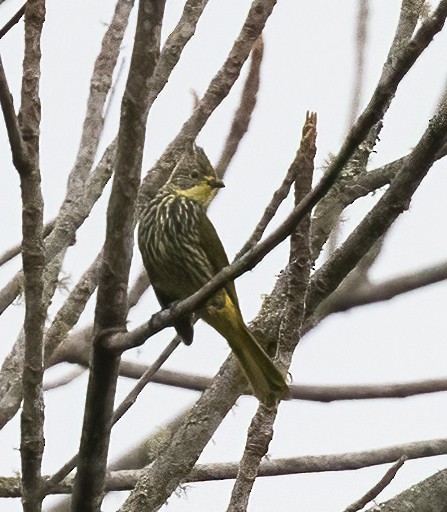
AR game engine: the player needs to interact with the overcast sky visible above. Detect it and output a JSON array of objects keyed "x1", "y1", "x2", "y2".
[{"x1": 1, "y1": 1, "x2": 447, "y2": 511}]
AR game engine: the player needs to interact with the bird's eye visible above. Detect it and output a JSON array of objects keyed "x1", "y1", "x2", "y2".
[{"x1": 190, "y1": 170, "x2": 199, "y2": 179}]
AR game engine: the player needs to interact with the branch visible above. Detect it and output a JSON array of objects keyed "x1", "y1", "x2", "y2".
[
  {"x1": 47, "y1": 349, "x2": 447, "y2": 403},
  {"x1": 71, "y1": 1, "x2": 166, "y2": 509},
  {"x1": 0, "y1": 148, "x2": 113, "y2": 431},
  {"x1": 236, "y1": 111, "x2": 316, "y2": 258},
  {"x1": 0, "y1": 219, "x2": 55, "y2": 267},
  {"x1": 18, "y1": 2, "x2": 46, "y2": 510},
  {"x1": 344, "y1": 456, "x2": 407, "y2": 512},
  {"x1": 44, "y1": 408, "x2": 193, "y2": 512},
  {"x1": 0, "y1": 3, "x2": 25, "y2": 39},
  {"x1": 46, "y1": 337, "x2": 182, "y2": 492},
  {"x1": 4, "y1": 439, "x2": 447, "y2": 497},
  {"x1": 0, "y1": 55, "x2": 29, "y2": 173},
  {"x1": 227, "y1": 112, "x2": 316, "y2": 511},
  {"x1": 227, "y1": 404, "x2": 277, "y2": 512},
  {"x1": 312, "y1": 0, "x2": 427, "y2": 262},
  {"x1": 326, "y1": 260, "x2": 447, "y2": 313},
  {"x1": 366, "y1": 468, "x2": 447, "y2": 511},
  {"x1": 137, "y1": 0, "x2": 277, "y2": 204},
  {"x1": 346, "y1": 0, "x2": 369, "y2": 129},
  {"x1": 307, "y1": 94, "x2": 447, "y2": 318},
  {"x1": 45, "y1": 0, "x2": 134, "y2": 262},
  {"x1": 0, "y1": 0, "x2": 129, "y2": 315},
  {"x1": 214, "y1": 35, "x2": 264, "y2": 179},
  {"x1": 0, "y1": 251, "x2": 65, "y2": 430}
]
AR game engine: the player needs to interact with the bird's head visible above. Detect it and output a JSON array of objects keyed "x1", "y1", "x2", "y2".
[{"x1": 167, "y1": 144, "x2": 224, "y2": 204}]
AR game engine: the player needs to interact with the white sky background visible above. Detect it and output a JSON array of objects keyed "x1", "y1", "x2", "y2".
[{"x1": 1, "y1": 0, "x2": 447, "y2": 511}]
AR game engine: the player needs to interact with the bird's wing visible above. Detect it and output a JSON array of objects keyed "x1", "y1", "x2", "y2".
[{"x1": 198, "y1": 214, "x2": 240, "y2": 309}]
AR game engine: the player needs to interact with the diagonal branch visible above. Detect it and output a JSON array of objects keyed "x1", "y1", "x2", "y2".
[
  {"x1": 313, "y1": 0, "x2": 427, "y2": 262},
  {"x1": 137, "y1": 0, "x2": 279, "y2": 204},
  {"x1": 0, "y1": 145, "x2": 113, "y2": 431},
  {"x1": 307, "y1": 97, "x2": 447, "y2": 320},
  {"x1": 324, "y1": 260, "x2": 447, "y2": 314},
  {"x1": 0, "y1": 0, "x2": 131, "y2": 317},
  {"x1": 0, "y1": 3, "x2": 25, "y2": 39},
  {"x1": 215, "y1": 35, "x2": 264, "y2": 179},
  {"x1": 343, "y1": 456, "x2": 407, "y2": 512}
]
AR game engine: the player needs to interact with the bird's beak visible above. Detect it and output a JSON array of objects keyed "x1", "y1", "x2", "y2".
[{"x1": 206, "y1": 177, "x2": 225, "y2": 189}]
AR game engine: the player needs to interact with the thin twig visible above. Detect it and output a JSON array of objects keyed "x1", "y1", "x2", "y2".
[
  {"x1": 347, "y1": 0, "x2": 369, "y2": 129},
  {"x1": 214, "y1": 35, "x2": 264, "y2": 179},
  {"x1": 0, "y1": 3, "x2": 25, "y2": 39},
  {"x1": 0, "y1": 55, "x2": 29, "y2": 172},
  {"x1": 313, "y1": 0, "x2": 425, "y2": 263},
  {"x1": 0, "y1": 0, "x2": 131, "y2": 314},
  {"x1": 327, "y1": 260, "x2": 447, "y2": 313},
  {"x1": 0, "y1": 219, "x2": 55, "y2": 267},
  {"x1": 307, "y1": 94, "x2": 447, "y2": 318},
  {"x1": 45, "y1": 337, "x2": 182, "y2": 491},
  {"x1": 236, "y1": 113, "x2": 315, "y2": 258},
  {"x1": 343, "y1": 456, "x2": 407, "y2": 512}
]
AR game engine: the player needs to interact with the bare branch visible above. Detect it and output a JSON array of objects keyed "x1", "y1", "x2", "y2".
[
  {"x1": 4, "y1": 439, "x2": 447, "y2": 497},
  {"x1": 313, "y1": 0, "x2": 426, "y2": 262},
  {"x1": 0, "y1": 219, "x2": 55, "y2": 267},
  {"x1": 237, "y1": 112, "x2": 316, "y2": 258},
  {"x1": 137, "y1": 0, "x2": 278, "y2": 204},
  {"x1": 0, "y1": 3, "x2": 25, "y2": 39},
  {"x1": 227, "y1": 404, "x2": 277, "y2": 512},
  {"x1": 326, "y1": 260, "x2": 447, "y2": 314},
  {"x1": 47, "y1": 349, "x2": 447, "y2": 403},
  {"x1": 344, "y1": 456, "x2": 407, "y2": 512},
  {"x1": 44, "y1": 408, "x2": 193, "y2": 512},
  {"x1": 0, "y1": 148, "x2": 112, "y2": 428},
  {"x1": 41, "y1": 2, "x2": 132, "y2": 265},
  {"x1": 117, "y1": 342, "x2": 248, "y2": 510},
  {"x1": 18, "y1": 1, "x2": 47, "y2": 510},
  {"x1": 0, "y1": 0, "x2": 130, "y2": 314},
  {"x1": 46, "y1": 337, "x2": 181, "y2": 492},
  {"x1": 366, "y1": 469, "x2": 447, "y2": 511},
  {"x1": 71, "y1": 1, "x2": 166, "y2": 509},
  {"x1": 307, "y1": 94, "x2": 447, "y2": 317},
  {"x1": 0, "y1": 55, "x2": 29, "y2": 173},
  {"x1": 347, "y1": 0, "x2": 369, "y2": 129},
  {"x1": 215, "y1": 35, "x2": 264, "y2": 179},
  {"x1": 0, "y1": 251, "x2": 65, "y2": 430},
  {"x1": 227, "y1": 112, "x2": 317, "y2": 511}
]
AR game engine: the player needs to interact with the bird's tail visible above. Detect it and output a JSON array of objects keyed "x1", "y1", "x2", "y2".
[{"x1": 203, "y1": 301, "x2": 289, "y2": 406}]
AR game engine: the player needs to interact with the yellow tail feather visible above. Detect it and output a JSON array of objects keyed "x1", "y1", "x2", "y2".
[{"x1": 202, "y1": 297, "x2": 289, "y2": 406}]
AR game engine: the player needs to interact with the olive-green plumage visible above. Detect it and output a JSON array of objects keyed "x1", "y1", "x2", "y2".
[{"x1": 138, "y1": 144, "x2": 288, "y2": 405}]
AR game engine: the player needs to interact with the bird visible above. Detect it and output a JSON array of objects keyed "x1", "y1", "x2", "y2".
[{"x1": 138, "y1": 143, "x2": 289, "y2": 406}]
